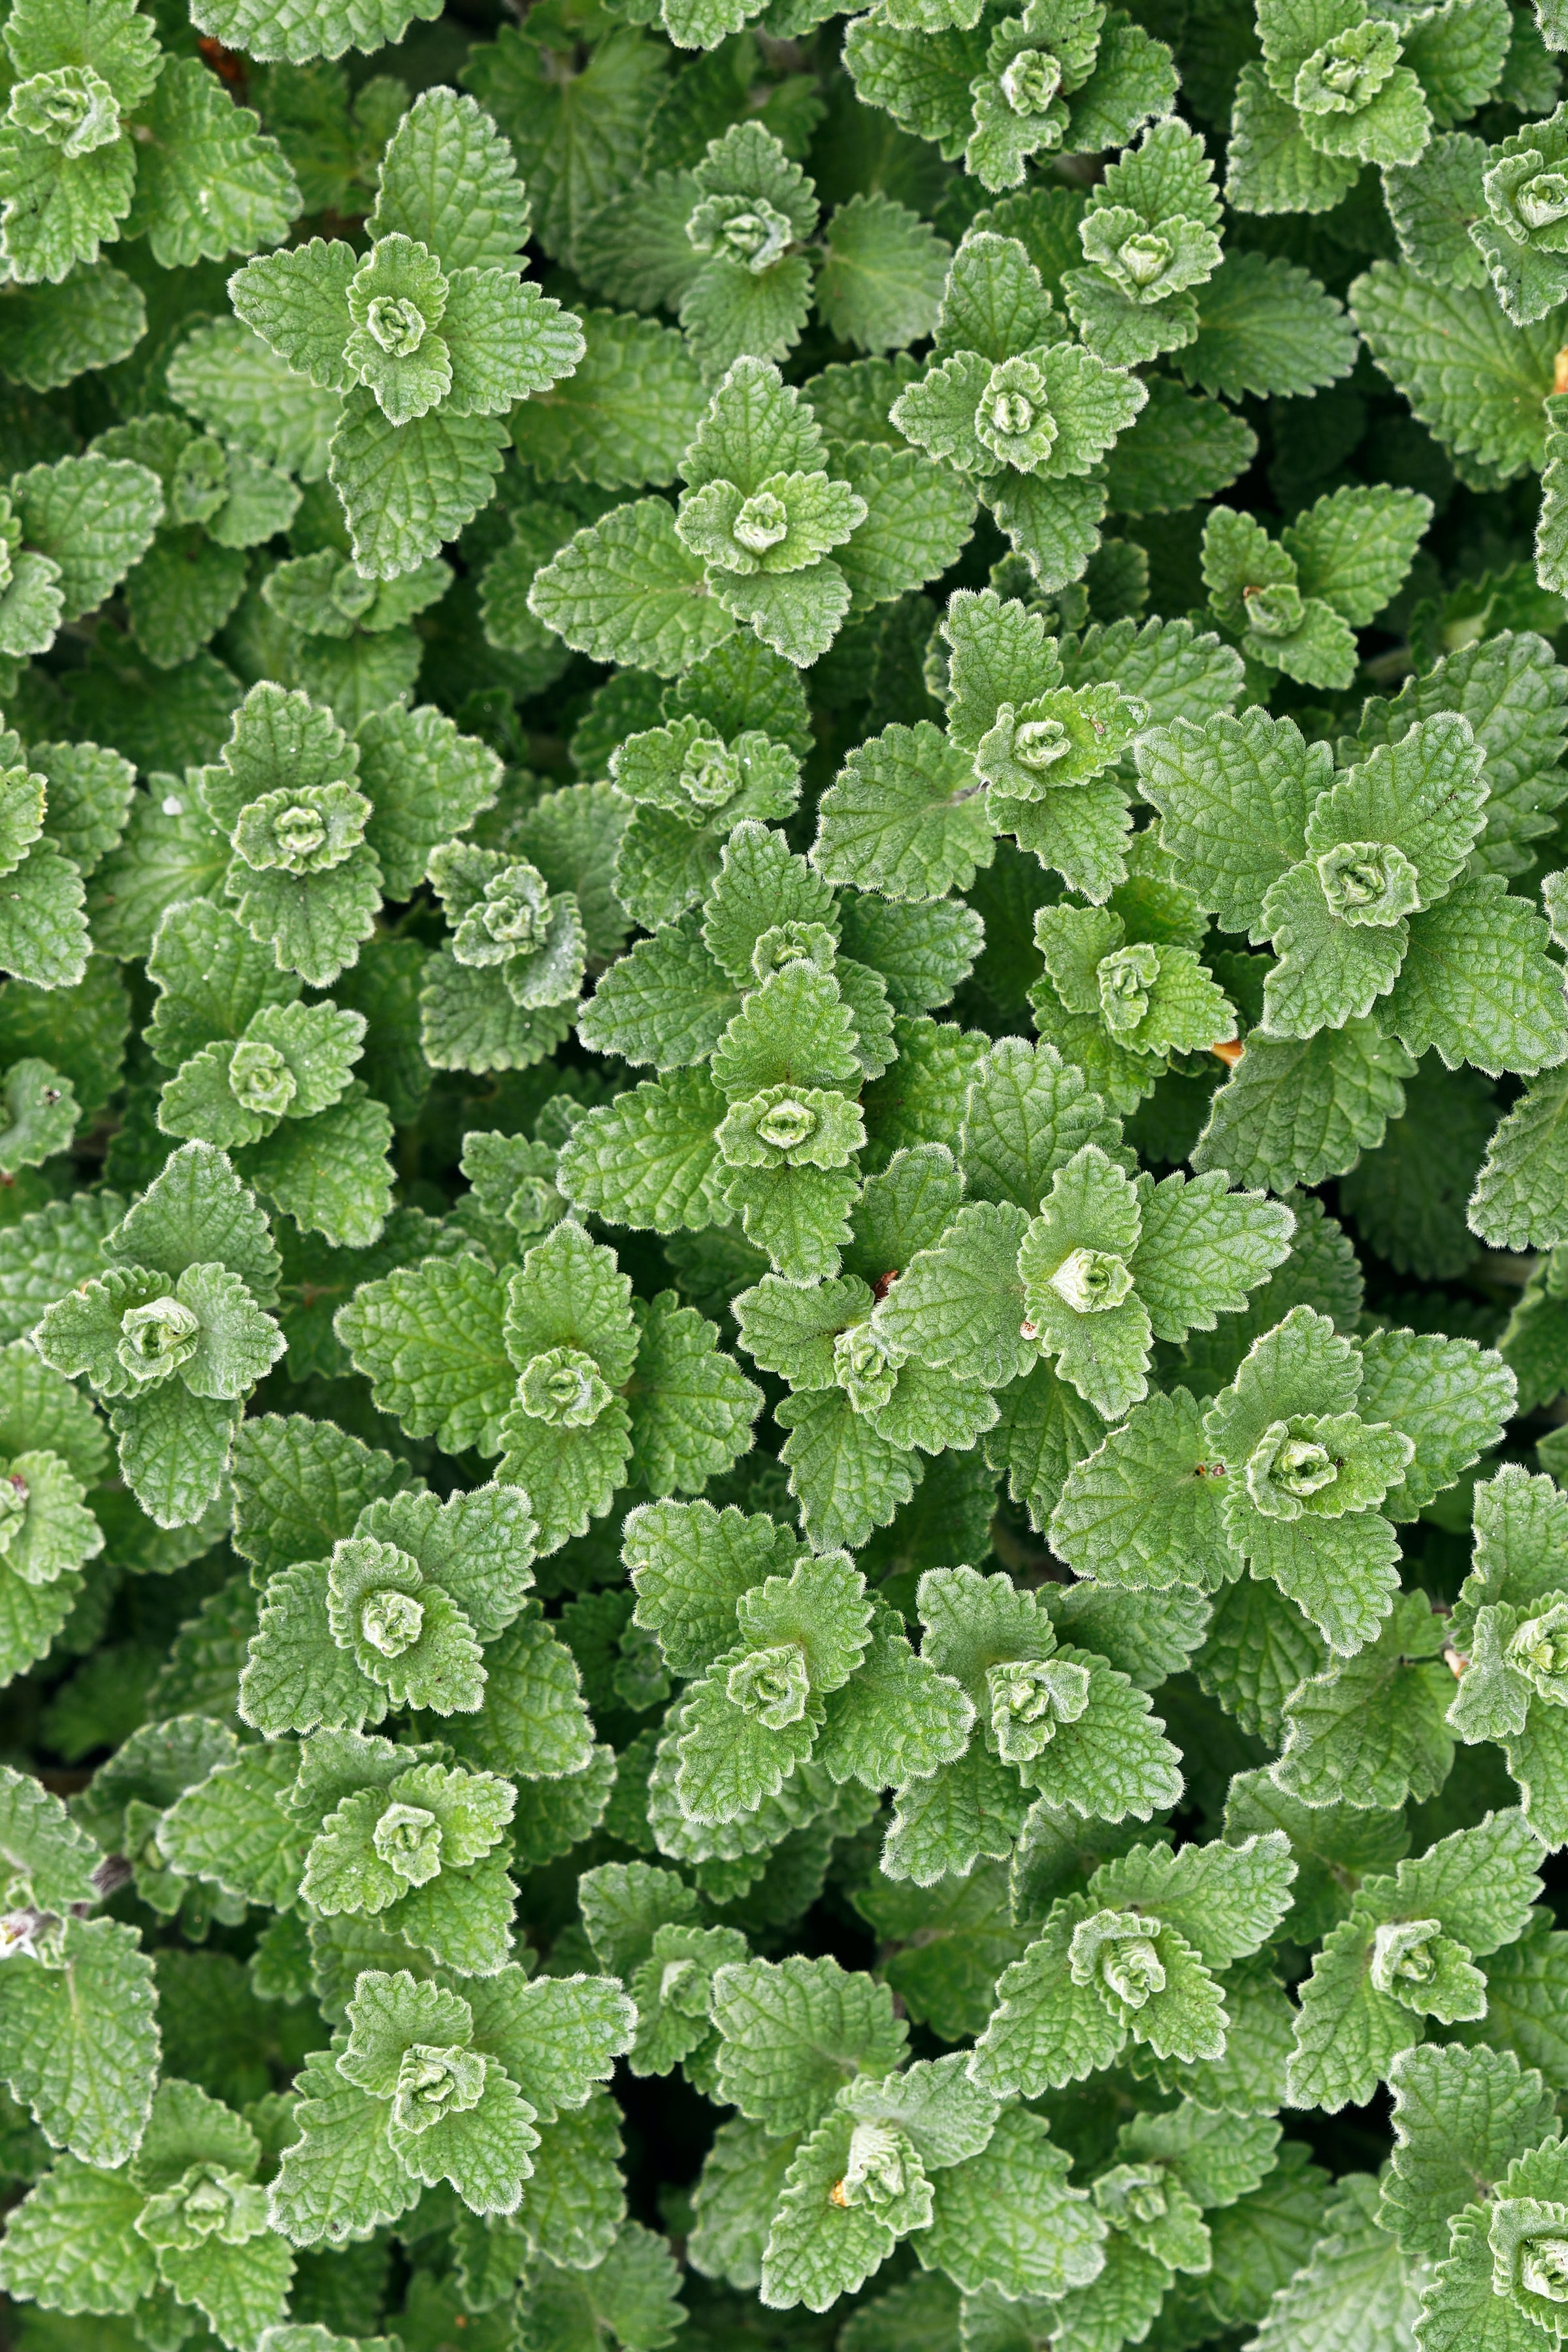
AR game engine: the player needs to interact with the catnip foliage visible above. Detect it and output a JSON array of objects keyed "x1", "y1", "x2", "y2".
[{"x1": 3, "y1": 0, "x2": 1568, "y2": 2348}]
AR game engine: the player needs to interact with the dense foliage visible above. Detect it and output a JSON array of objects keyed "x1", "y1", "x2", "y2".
[{"x1": 6, "y1": 0, "x2": 1568, "y2": 2344}]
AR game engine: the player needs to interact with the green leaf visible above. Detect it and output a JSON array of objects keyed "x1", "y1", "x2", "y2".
[
  {"x1": 122, "y1": 59, "x2": 299, "y2": 272},
  {"x1": 1192, "y1": 1019, "x2": 1418, "y2": 1192},
  {"x1": 1281, "y1": 482, "x2": 1433, "y2": 626},
  {"x1": 0, "y1": 1918, "x2": 157, "y2": 2169},
  {"x1": 1102, "y1": 376, "x2": 1258, "y2": 515},
  {"x1": 1179, "y1": 248, "x2": 1356, "y2": 401},
  {"x1": 0, "y1": 1767, "x2": 102, "y2": 1911},
  {"x1": 817, "y1": 194, "x2": 951, "y2": 355},
  {"x1": 517, "y1": 2223, "x2": 685, "y2": 2352},
  {"x1": 335, "y1": 1252, "x2": 516, "y2": 1456},
  {"x1": 267, "y1": 2048, "x2": 416, "y2": 2246},
  {"x1": 328, "y1": 393, "x2": 508, "y2": 581},
  {"x1": 1380, "y1": 2040, "x2": 1559, "y2": 2259},
  {"x1": 1247, "y1": 2171, "x2": 1427, "y2": 2352},
  {"x1": 512, "y1": 309, "x2": 705, "y2": 491},
  {"x1": 157, "y1": 1739, "x2": 310, "y2": 1911},
  {"x1": 813, "y1": 720, "x2": 996, "y2": 903},
  {"x1": 834, "y1": 441, "x2": 978, "y2": 615},
  {"x1": 229, "y1": 1411, "x2": 408, "y2": 1578},
  {"x1": 0, "y1": 2153, "x2": 155, "y2": 2314},
  {"x1": 882, "y1": 1741, "x2": 1030, "y2": 1888},
  {"x1": 1275, "y1": 1588, "x2": 1456, "y2": 1808},
  {"x1": 873, "y1": 1200, "x2": 1033, "y2": 1388},
  {"x1": 624, "y1": 1290, "x2": 759, "y2": 1496},
  {"x1": 0, "y1": 261, "x2": 146, "y2": 393},
  {"x1": 1471, "y1": 1066, "x2": 1568, "y2": 1249},
  {"x1": 918, "y1": 2104, "x2": 1107, "y2": 2300},
  {"x1": 11, "y1": 454, "x2": 163, "y2": 625},
  {"x1": 711, "y1": 1956, "x2": 908, "y2": 2136},
  {"x1": 1049, "y1": 1385, "x2": 1231, "y2": 1590},
  {"x1": 1385, "y1": 874, "x2": 1568, "y2": 1077},
  {"x1": 531, "y1": 497, "x2": 736, "y2": 676},
  {"x1": 1352, "y1": 260, "x2": 1565, "y2": 480},
  {"x1": 776, "y1": 1386, "x2": 921, "y2": 1553}
]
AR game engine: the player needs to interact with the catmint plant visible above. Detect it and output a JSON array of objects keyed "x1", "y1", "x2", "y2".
[{"x1": 0, "y1": 1, "x2": 1563, "y2": 2345}]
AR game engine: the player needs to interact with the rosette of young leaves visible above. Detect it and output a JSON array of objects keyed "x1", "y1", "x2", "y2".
[
  {"x1": 1045, "y1": 2122, "x2": 1245, "y2": 2340},
  {"x1": 1446, "y1": 1593, "x2": 1568, "y2": 1845},
  {"x1": 1064, "y1": 120, "x2": 1225, "y2": 367},
  {"x1": 626, "y1": 1499, "x2": 974, "y2": 1806},
  {"x1": 1199, "y1": 506, "x2": 1358, "y2": 688},
  {"x1": 1016, "y1": 1144, "x2": 1295, "y2": 1420},
  {"x1": 487, "y1": 1217, "x2": 640, "y2": 1552},
  {"x1": 425, "y1": 838, "x2": 586, "y2": 1073},
  {"x1": 1418, "y1": 2131, "x2": 1568, "y2": 2345},
  {"x1": 269, "y1": 1963, "x2": 634, "y2": 2236},
  {"x1": 1068, "y1": 2097, "x2": 1282, "y2": 2333},
  {"x1": 0, "y1": 0, "x2": 297, "y2": 285},
  {"x1": 157, "y1": 996, "x2": 395, "y2": 1250},
  {"x1": 891, "y1": 231, "x2": 1147, "y2": 586},
  {"x1": 1437, "y1": 1466, "x2": 1568, "y2": 1843},
  {"x1": 861, "y1": 1117, "x2": 1285, "y2": 1431},
  {"x1": 258, "y1": 547, "x2": 451, "y2": 724},
  {"x1": 458, "y1": 1127, "x2": 566, "y2": 1250},
  {"x1": 713, "y1": 1068, "x2": 866, "y2": 1283},
  {"x1": 564, "y1": 825, "x2": 979, "y2": 1248},
  {"x1": 627, "y1": 1918, "x2": 750, "y2": 2084},
  {"x1": 632, "y1": 924, "x2": 877, "y2": 1284},
  {"x1": 1229, "y1": 0, "x2": 1503, "y2": 218},
  {"x1": 672, "y1": 1550, "x2": 875, "y2": 1825},
  {"x1": 1203, "y1": 489, "x2": 1431, "y2": 681},
  {"x1": 963, "y1": 0, "x2": 1177, "y2": 191},
  {"x1": 812, "y1": 587, "x2": 1150, "y2": 907},
  {"x1": 970, "y1": 1829, "x2": 1296, "y2": 2094},
  {"x1": 679, "y1": 122, "x2": 819, "y2": 379},
  {"x1": 732, "y1": 1240, "x2": 998, "y2": 1551},
  {"x1": 1286, "y1": 1807, "x2": 1542, "y2": 2112},
  {"x1": 1473, "y1": 105, "x2": 1568, "y2": 324},
  {"x1": 144, "y1": 894, "x2": 434, "y2": 1252},
  {"x1": 195, "y1": 682, "x2": 382, "y2": 989},
  {"x1": 337, "y1": 1216, "x2": 755, "y2": 1550},
  {"x1": 698, "y1": 1966, "x2": 1010, "y2": 2302},
  {"x1": 231, "y1": 88, "x2": 582, "y2": 575},
  {"x1": 978, "y1": 681, "x2": 1151, "y2": 903},
  {"x1": 1052, "y1": 1304, "x2": 1514, "y2": 1658},
  {"x1": 0, "y1": 2077, "x2": 295, "y2": 2349},
  {"x1": 1137, "y1": 702, "x2": 1567, "y2": 1073},
  {"x1": 1030, "y1": 893, "x2": 1239, "y2": 1111},
  {"x1": 34, "y1": 1141, "x2": 284, "y2": 1528},
  {"x1": 240, "y1": 1475, "x2": 538, "y2": 1737},
  {"x1": 286, "y1": 1728, "x2": 517, "y2": 1973},
  {"x1": 875, "y1": 1567, "x2": 1182, "y2": 1888},
  {"x1": 608, "y1": 714, "x2": 802, "y2": 930},
  {"x1": 531, "y1": 357, "x2": 973, "y2": 674},
  {"x1": 758, "y1": 2055, "x2": 1006, "y2": 2311},
  {"x1": 675, "y1": 358, "x2": 868, "y2": 667}
]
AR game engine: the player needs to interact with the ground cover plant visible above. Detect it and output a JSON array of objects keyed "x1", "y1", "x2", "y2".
[{"x1": 10, "y1": 0, "x2": 1568, "y2": 2347}]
